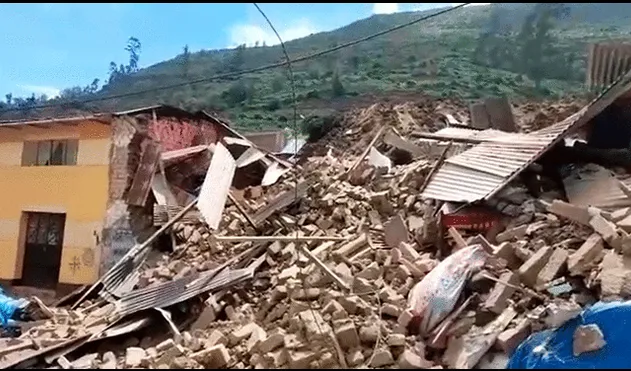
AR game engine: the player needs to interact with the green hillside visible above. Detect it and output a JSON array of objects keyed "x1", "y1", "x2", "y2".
[{"x1": 2, "y1": 3, "x2": 631, "y2": 131}]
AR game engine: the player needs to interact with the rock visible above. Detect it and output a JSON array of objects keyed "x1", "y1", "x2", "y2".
[
  {"x1": 289, "y1": 351, "x2": 318, "y2": 369},
  {"x1": 496, "y1": 225, "x2": 528, "y2": 243},
  {"x1": 207, "y1": 329, "x2": 228, "y2": 346},
  {"x1": 518, "y1": 245, "x2": 553, "y2": 287},
  {"x1": 573, "y1": 324, "x2": 606, "y2": 356},
  {"x1": 545, "y1": 301, "x2": 582, "y2": 328},
  {"x1": 483, "y1": 272, "x2": 519, "y2": 314},
  {"x1": 335, "y1": 322, "x2": 360, "y2": 350},
  {"x1": 346, "y1": 348, "x2": 365, "y2": 367},
  {"x1": 495, "y1": 318, "x2": 531, "y2": 354},
  {"x1": 370, "y1": 348, "x2": 395, "y2": 367},
  {"x1": 100, "y1": 352, "x2": 117, "y2": 369},
  {"x1": 536, "y1": 248, "x2": 568, "y2": 287},
  {"x1": 398, "y1": 349, "x2": 433, "y2": 368},
  {"x1": 381, "y1": 303, "x2": 402, "y2": 318},
  {"x1": 258, "y1": 328, "x2": 285, "y2": 354},
  {"x1": 568, "y1": 234, "x2": 604, "y2": 276},
  {"x1": 125, "y1": 347, "x2": 147, "y2": 369},
  {"x1": 191, "y1": 344, "x2": 231, "y2": 368},
  {"x1": 357, "y1": 262, "x2": 381, "y2": 280},
  {"x1": 359, "y1": 324, "x2": 380, "y2": 344},
  {"x1": 386, "y1": 333, "x2": 406, "y2": 347}
]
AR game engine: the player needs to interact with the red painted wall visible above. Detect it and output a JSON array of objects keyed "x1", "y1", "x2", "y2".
[{"x1": 147, "y1": 118, "x2": 219, "y2": 152}]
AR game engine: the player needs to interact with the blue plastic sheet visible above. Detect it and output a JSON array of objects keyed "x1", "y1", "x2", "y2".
[
  {"x1": 508, "y1": 301, "x2": 631, "y2": 369},
  {"x1": 0, "y1": 287, "x2": 28, "y2": 328}
]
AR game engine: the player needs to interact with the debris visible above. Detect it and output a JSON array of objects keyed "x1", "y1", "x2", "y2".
[{"x1": 573, "y1": 324, "x2": 606, "y2": 356}]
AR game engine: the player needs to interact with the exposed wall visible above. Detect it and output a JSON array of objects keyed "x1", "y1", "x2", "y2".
[
  {"x1": 148, "y1": 117, "x2": 219, "y2": 152},
  {"x1": 0, "y1": 121, "x2": 111, "y2": 285},
  {"x1": 243, "y1": 131, "x2": 285, "y2": 153}
]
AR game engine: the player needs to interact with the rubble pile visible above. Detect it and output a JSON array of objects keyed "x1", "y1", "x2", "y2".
[{"x1": 4, "y1": 96, "x2": 631, "y2": 370}]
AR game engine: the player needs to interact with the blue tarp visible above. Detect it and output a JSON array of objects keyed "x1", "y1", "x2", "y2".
[
  {"x1": 508, "y1": 301, "x2": 631, "y2": 369},
  {"x1": 0, "y1": 287, "x2": 28, "y2": 328}
]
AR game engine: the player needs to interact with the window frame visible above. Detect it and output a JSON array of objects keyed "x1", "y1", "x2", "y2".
[{"x1": 21, "y1": 139, "x2": 79, "y2": 167}]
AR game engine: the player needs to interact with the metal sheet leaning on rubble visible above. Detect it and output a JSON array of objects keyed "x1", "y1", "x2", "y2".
[
  {"x1": 421, "y1": 69, "x2": 631, "y2": 204},
  {"x1": 72, "y1": 199, "x2": 200, "y2": 309},
  {"x1": 197, "y1": 142, "x2": 236, "y2": 230}
]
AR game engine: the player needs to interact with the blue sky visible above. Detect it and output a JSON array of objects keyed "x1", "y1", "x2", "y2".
[{"x1": 0, "y1": 3, "x2": 482, "y2": 99}]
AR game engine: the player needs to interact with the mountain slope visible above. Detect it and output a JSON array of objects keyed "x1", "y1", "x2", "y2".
[{"x1": 2, "y1": 3, "x2": 631, "y2": 130}]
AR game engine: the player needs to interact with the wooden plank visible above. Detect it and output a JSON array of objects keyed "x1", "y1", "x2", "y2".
[
  {"x1": 251, "y1": 182, "x2": 308, "y2": 226},
  {"x1": 197, "y1": 142, "x2": 236, "y2": 230},
  {"x1": 153, "y1": 204, "x2": 202, "y2": 226},
  {"x1": 127, "y1": 142, "x2": 160, "y2": 206},
  {"x1": 215, "y1": 235, "x2": 349, "y2": 243}
]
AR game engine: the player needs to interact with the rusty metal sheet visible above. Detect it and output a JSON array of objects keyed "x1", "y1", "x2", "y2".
[
  {"x1": 587, "y1": 42, "x2": 631, "y2": 91},
  {"x1": 127, "y1": 142, "x2": 160, "y2": 206},
  {"x1": 422, "y1": 71, "x2": 631, "y2": 203},
  {"x1": 197, "y1": 142, "x2": 236, "y2": 230}
]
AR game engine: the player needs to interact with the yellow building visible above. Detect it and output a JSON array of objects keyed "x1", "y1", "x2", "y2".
[
  {"x1": 0, "y1": 116, "x2": 111, "y2": 290},
  {"x1": 0, "y1": 105, "x2": 231, "y2": 295}
]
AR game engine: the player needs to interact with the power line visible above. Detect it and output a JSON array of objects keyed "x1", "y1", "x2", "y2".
[{"x1": 0, "y1": 3, "x2": 470, "y2": 115}]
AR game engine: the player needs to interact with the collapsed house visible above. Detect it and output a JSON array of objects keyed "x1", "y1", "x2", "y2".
[
  {"x1": 0, "y1": 105, "x2": 288, "y2": 301},
  {"x1": 4, "y1": 69, "x2": 631, "y2": 369}
]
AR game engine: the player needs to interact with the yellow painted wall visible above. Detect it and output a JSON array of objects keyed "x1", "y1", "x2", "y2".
[{"x1": 0, "y1": 120, "x2": 111, "y2": 285}]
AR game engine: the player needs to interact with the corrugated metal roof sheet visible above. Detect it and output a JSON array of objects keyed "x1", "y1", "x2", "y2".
[
  {"x1": 563, "y1": 164, "x2": 631, "y2": 210},
  {"x1": 422, "y1": 70, "x2": 631, "y2": 203},
  {"x1": 432, "y1": 127, "x2": 523, "y2": 142},
  {"x1": 115, "y1": 257, "x2": 261, "y2": 318}
]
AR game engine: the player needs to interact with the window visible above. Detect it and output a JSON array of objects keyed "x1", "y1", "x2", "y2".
[{"x1": 21, "y1": 139, "x2": 78, "y2": 166}]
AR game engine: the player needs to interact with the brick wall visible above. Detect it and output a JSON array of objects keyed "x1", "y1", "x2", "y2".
[{"x1": 148, "y1": 117, "x2": 219, "y2": 152}]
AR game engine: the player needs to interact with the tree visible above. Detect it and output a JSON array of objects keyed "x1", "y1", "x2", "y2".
[
  {"x1": 516, "y1": 4, "x2": 570, "y2": 89},
  {"x1": 331, "y1": 71, "x2": 345, "y2": 97},
  {"x1": 5, "y1": 93, "x2": 12, "y2": 105},
  {"x1": 181, "y1": 45, "x2": 191, "y2": 79},
  {"x1": 228, "y1": 44, "x2": 246, "y2": 72},
  {"x1": 125, "y1": 37, "x2": 142, "y2": 74}
]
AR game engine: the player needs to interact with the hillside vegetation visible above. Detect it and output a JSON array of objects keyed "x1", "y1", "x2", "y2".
[{"x1": 2, "y1": 3, "x2": 631, "y2": 132}]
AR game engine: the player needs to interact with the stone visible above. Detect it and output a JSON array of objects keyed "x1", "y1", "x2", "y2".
[
  {"x1": 100, "y1": 352, "x2": 117, "y2": 369},
  {"x1": 381, "y1": 303, "x2": 402, "y2": 318},
  {"x1": 370, "y1": 348, "x2": 395, "y2": 367},
  {"x1": 399, "y1": 242, "x2": 421, "y2": 261},
  {"x1": 483, "y1": 272, "x2": 519, "y2": 314},
  {"x1": 289, "y1": 351, "x2": 318, "y2": 369},
  {"x1": 496, "y1": 225, "x2": 528, "y2": 243},
  {"x1": 359, "y1": 324, "x2": 380, "y2": 344},
  {"x1": 207, "y1": 329, "x2": 228, "y2": 346},
  {"x1": 398, "y1": 309, "x2": 415, "y2": 329},
  {"x1": 573, "y1": 324, "x2": 606, "y2": 356},
  {"x1": 544, "y1": 300, "x2": 582, "y2": 328},
  {"x1": 495, "y1": 318, "x2": 531, "y2": 354},
  {"x1": 494, "y1": 242, "x2": 520, "y2": 269},
  {"x1": 590, "y1": 214, "x2": 622, "y2": 248},
  {"x1": 568, "y1": 234, "x2": 604, "y2": 276},
  {"x1": 518, "y1": 245, "x2": 553, "y2": 287},
  {"x1": 597, "y1": 250, "x2": 631, "y2": 298},
  {"x1": 536, "y1": 248, "x2": 568, "y2": 287},
  {"x1": 385, "y1": 214, "x2": 409, "y2": 247},
  {"x1": 156, "y1": 339, "x2": 176, "y2": 352},
  {"x1": 258, "y1": 328, "x2": 285, "y2": 354},
  {"x1": 335, "y1": 322, "x2": 360, "y2": 350},
  {"x1": 398, "y1": 349, "x2": 433, "y2": 369},
  {"x1": 299, "y1": 310, "x2": 332, "y2": 337},
  {"x1": 229, "y1": 323, "x2": 261, "y2": 346},
  {"x1": 386, "y1": 333, "x2": 406, "y2": 347},
  {"x1": 346, "y1": 348, "x2": 365, "y2": 367},
  {"x1": 124, "y1": 347, "x2": 147, "y2": 369},
  {"x1": 246, "y1": 325, "x2": 268, "y2": 354},
  {"x1": 548, "y1": 200, "x2": 590, "y2": 225},
  {"x1": 357, "y1": 262, "x2": 381, "y2": 280},
  {"x1": 192, "y1": 344, "x2": 231, "y2": 368}
]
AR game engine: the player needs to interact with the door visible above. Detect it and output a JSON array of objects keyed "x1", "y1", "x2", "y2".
[{"x1": 21, "y1": 212, "x2": 65, "y2": 289}]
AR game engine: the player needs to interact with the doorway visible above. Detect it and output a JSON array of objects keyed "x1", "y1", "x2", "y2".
[{"x1": 20, "y1": 212, "x2": 65, "y2": 289}]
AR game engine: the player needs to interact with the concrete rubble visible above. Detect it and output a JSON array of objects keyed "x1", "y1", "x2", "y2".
[{"x1": 2, "y1": 98, "x2": 629, "y2": 369}]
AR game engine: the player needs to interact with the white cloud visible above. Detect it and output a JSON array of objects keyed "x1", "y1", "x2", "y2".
[
  {"x1": 372, "y1": 3, "x2": 399, "y2": 14},
  {"x1": 228, "y1": 19, "x2": 317, "y2": 48},
  {"x1": 16, "y1": 85, "x2": 60, "y2": 98}
]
